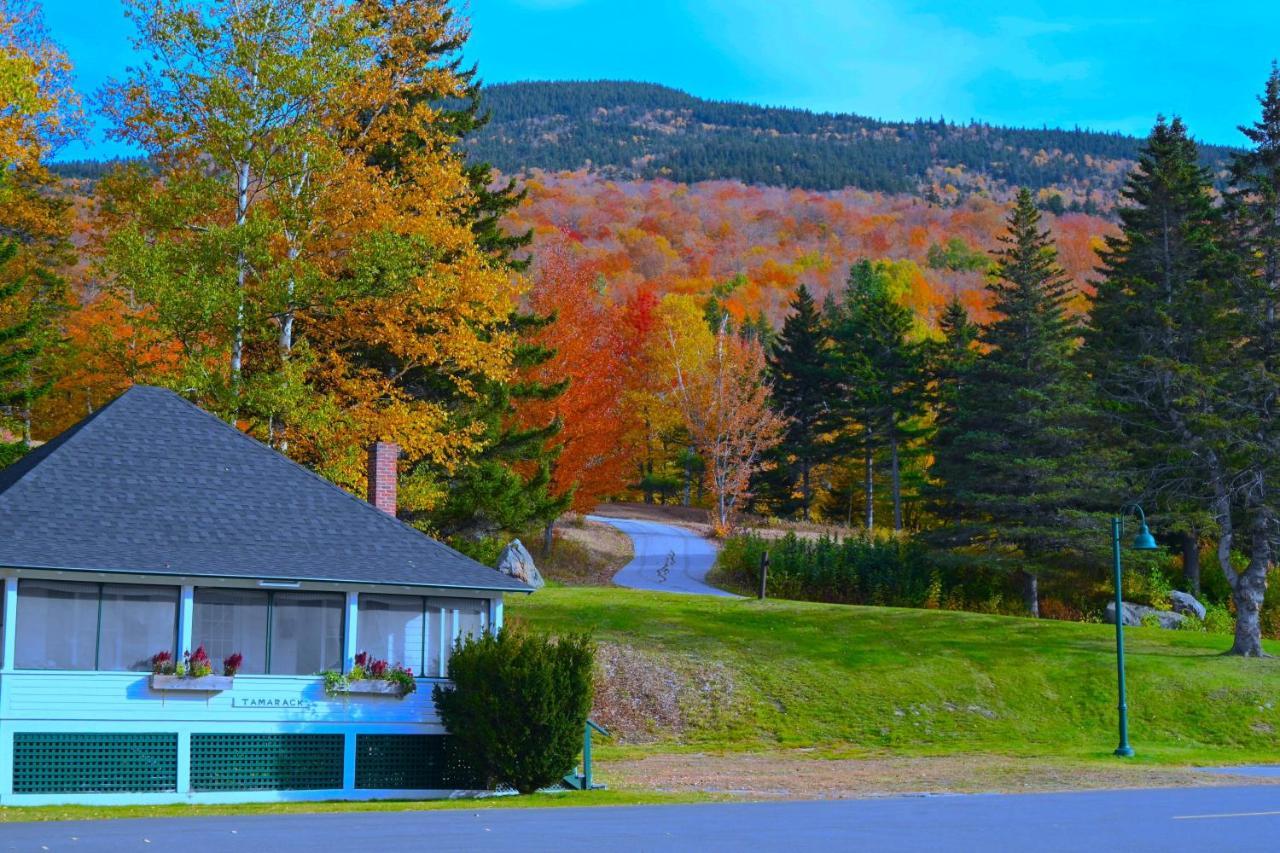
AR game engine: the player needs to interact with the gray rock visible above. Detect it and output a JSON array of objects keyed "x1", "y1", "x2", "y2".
[
  {"x1": 1104, "y1": 601, "x2": 1186, "y2": 629},
  {"x1": 496, "y1": 539, "x2": 545, "y2": 589},
  {"x1": 1169, "y1": 590, "x2": 1207, "y2": 621}
]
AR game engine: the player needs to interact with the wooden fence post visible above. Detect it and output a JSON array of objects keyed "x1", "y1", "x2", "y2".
[{"x1": 758, "y1": 550, "x2": 769, "y2": 600}]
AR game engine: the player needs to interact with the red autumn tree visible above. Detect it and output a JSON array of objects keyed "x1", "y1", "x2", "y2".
[{"x1": 521, "y1": 236, "x2": 630, "y2": 533}]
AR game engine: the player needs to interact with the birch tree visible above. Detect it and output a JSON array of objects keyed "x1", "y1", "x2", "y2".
[{"x1": 667, "y1": 312, "x2": 785, "y2": 534}]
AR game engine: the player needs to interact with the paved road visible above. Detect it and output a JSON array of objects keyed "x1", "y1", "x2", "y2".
[
  {"x1": 7, "y1": 786, "x2": 1280, "y2": 852},
  {"x1": 587, "y1": 515, "x2": 734, "y2": 596}
]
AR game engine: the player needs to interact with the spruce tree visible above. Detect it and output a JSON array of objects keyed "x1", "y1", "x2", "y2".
[
  {"x1": 1220, "y1": 71, "x2": 1280, "y2": 655},
  {"x1": 828, "y1": 261, "x2": 926, "y2": 531},
  {"x1": 925, "y1": 295, "x2": 979, "y2": 518},
  {"x1": 365, "y1": 3, "x2": 567, "y2": 546},
  {"x1": 939, "y1": 189, "x2": 1104, "y2": 615},
  {"x1": 0, "y1": 240, "x2": 61, "y2": 452},
  {"x1": 764, "y1": 284, "x2": 830, "y2": 519},
  {"x1": 1085, "y1": 118, "x2": 1241, "y2": 640}
]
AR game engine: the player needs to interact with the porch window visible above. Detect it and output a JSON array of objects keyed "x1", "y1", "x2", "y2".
[
  {"x1": 98, "y1": 584, "x2": 180, "y2": 671},
  {"x1": 193, "y1": 588, "x2": 268, "y2": 675},
  {"x1": 431, "y1": 596, "x2": 489, "y2": 678},
  {"x1": 269, "y1": 592, "x2": 343, "y2": 675},
  {"x1": 355, "y1": 594, "x2": 489, "y2": 678},
  {"x1": 357, "y1": 594, "x2": 426, "y2": 673},
  {"x1": 193, "y1": 588, "x2": 342, "y2": 675},
  {"x1": 15, "y1": 579, "x2": 178, "y2": 672},
  {"x1": 15, "y1": 580, "x2": 99, "y2": 671}
]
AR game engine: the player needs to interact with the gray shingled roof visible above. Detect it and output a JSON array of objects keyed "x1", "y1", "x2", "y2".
[{"x1": 0, "y1": 386, "x2": 530, "y2": 592}]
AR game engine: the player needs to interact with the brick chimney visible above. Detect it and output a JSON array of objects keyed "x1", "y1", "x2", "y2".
[{"x1": 367, "y1": 442, "x2": 399, "y2": 516}]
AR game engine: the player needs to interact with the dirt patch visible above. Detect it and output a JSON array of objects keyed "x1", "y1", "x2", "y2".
[
  {"x1": 529, "y1": 516, "x2": 634, "y2": 586},
  {"x1": 600, "y1": 752, "x2": 1280, "y2": 798},
  {"x1": 592, "y1": 642, "x2": 738, "y2": 743}
]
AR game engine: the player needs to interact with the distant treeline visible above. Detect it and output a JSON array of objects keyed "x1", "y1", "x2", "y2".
[
  {"x1": 48, "y1": 81, "x2": 1238, "y2": 203},
  {"x1": 464, "y1": 80, "x2": 1238, "y2": 201},
  {"x1": 48, "y1": 157, "x2": 148, "y2": 181}
]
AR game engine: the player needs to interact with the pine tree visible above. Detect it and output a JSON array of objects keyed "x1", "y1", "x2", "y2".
[
  {"x1": 1085, "y1": 118, "x2": 1242, "y2": 641},
  {"x1": 925, "y1": 295, "x2": 979, "y2": 518},
  {"x1": 929, "y1": 295, "x2": 979, "y2": 436},
  {"x1": 764, "y1": 284, "x2": 831, "y2": 519},
  {"x1": 1220, "y1": 71, "x2": 1280, "y2": 656},
  {"x1": 362, "y1": 1, "x2": 566, "y2": 545},
  {"x1": 940, "y1": 189, "x2": 1106, "y2": 615},
  {"x1": 0, "y1": 240, "x2": 62, "y2": 450},
  {"x1": 828, "y1": 260, "x2": 927, "y2": 531}
]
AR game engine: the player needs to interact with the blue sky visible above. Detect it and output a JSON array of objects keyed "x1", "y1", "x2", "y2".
[{"x1": 43, "y1": 0, "x2": 1280, "y2": 160}]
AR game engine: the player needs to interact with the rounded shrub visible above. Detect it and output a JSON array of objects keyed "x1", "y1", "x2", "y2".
[{"x1": 433, "y1": 627, "x2": 594, "y2": 794}]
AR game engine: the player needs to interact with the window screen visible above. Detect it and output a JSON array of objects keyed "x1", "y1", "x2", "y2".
[
  {"x1": 194, "y1": 588, "x2": 269, "y2": 675},
  {"x1": 15, "y1": 580, "x2": 100, "y2": 670},
  {"x1": 98, "y1": 584, "x2": 178, "y2": 671},
  {"x1": 269, "y1": 591, "x2": 343, "y2": 675},
  {"x1": 431, "y1": 596, "x2": 489, "y2": 679},
  {"x1": 357, "y1": 594, "x2": 425, "y2": 673}
]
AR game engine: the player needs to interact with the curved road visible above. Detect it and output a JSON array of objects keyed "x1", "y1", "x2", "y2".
[{"x1": 586, "y1": 515, "x2": 735, "y2": 597}]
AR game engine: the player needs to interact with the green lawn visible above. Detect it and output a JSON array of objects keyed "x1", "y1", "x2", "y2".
[{"x1": 509, "y1": 587, "x2": 1280, "y2": 766}]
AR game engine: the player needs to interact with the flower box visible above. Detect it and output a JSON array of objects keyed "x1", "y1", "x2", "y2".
[
  {"x1": 339, "y1": 679, "x2": 406, "y2": 696},
  {"x1": 149, "y1": 674, "x2": 234, "y2": 692}
]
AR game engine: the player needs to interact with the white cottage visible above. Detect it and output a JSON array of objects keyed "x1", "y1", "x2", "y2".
[{"x1": 0, "y1": 386, "x2": 530, "y2": 805}]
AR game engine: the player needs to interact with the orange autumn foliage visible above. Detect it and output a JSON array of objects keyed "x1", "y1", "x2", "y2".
[{"x1": 520, "y1": 237, "x2": 629, "y2": 512}]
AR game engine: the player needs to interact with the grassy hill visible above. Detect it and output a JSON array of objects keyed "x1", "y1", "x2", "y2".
[
  {"x1": 467, "y1": 80, "x2": 1237, "y2": 205},
  {"x1": 509, "y1": 587, "x2": 1280, "y2": 766}
]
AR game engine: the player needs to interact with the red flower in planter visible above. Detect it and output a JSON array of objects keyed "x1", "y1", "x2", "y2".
[
  {"x1": 354, "y1": 651, "x2": 370, "y2": 669},
  {"x1": 369, "y1": 658, "x2": 389, "y2": 678},
  {"x1": 150, "y1": 650, "x2": 174, "y2": 675},
  {"x1": 223, "y1": 653, "x2": 243, "y2": 677},
  {"x1": 187, "y1": 646, "x2": 213, "y2": 677}
]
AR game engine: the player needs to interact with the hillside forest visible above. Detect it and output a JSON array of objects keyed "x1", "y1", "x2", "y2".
[{"x1": 5, "y1": 0, "x2": 1280, "y2": 655}]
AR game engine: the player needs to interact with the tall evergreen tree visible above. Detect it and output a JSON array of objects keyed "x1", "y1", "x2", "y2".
[
  {"x1": 828, "y1": 260, "x2": 927, "y2": 531},
  {"x1": 1085, "y1": 118, "x2": 1244, "y2": 642},
  {"x1": 925, "y1": 295, "x2": 979, "y2": 518},
  {"x1": 1220, "y1": 70, "x2": 1280, "y2": 655},
  {"x1": 0, "y1": 240, "x2": 62, "y2": 449},
  {"x1": 764, "y1": 284, "x2": 830, "y2": 519},
  {"x1": 939, "y1": 189, "x2": 1106, "y2": 615},
  {"x1": 363, "y1": 1, "x2": 567, "y2": 547}
]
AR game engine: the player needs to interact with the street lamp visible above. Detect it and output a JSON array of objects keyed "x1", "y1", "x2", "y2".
[{"x1": 1112, "y1": 503, "x2": 1159, "y2": 758}]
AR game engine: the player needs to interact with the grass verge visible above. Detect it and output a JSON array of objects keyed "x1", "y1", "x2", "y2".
[
  {"x1": 0, "y1": 789, "x2": 719, "y2": 824},
  {"x1": 509, "y1": 586, "x2": 1280, "y2": 766}
]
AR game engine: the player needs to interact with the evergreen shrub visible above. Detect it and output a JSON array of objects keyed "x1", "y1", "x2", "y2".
[
  {"x1": 716, "y1": 531, "x2": 1018, "y2": 611},
  {"x1": 433, "y1": 627, "x2": 594, "y2": 794}
]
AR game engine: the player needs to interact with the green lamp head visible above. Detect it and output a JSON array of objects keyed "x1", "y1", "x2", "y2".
[{"x1": 1131, "y1": 522, "x2": 1158, "y2": 551}]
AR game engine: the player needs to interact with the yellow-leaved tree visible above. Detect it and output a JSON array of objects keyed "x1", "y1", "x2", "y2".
[
  {"x1": 0, "y1": 1, "x2": 80, "y2": 449},
  {"x1": 91, "y1": 0, "x2": 517, "y2": 505}
]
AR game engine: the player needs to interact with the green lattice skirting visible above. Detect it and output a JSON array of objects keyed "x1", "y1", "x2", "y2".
[
  {"x1": 355, "y1": 734, "x2": 484, "y2": 790},
  {"x1": 190, "y1": 733, "x2": 344, "y2": 791},
  {"x1": 12, "y1": 732, "x2": 178, "y2": 794}
]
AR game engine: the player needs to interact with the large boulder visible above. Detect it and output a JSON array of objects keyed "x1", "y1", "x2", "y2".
[
  {"x1": 496, "y1": 539, "x2": 545, "y2": 589},
  {"x1": 1104, "y1": 601, "x2": 1186, "y2": 629},
  {"x1": 1169, "y1": 590, "x2": 1207, "y2": 621}
]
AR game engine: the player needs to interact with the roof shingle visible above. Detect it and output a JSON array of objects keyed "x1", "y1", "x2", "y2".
[{"x1": 0, "y1": 386, "x2": 530, "y2": 592}]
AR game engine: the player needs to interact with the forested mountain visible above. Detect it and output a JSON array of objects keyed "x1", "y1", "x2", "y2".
[{"x1": 465, "y1": 81, "x2": 1237, "y2": 210}]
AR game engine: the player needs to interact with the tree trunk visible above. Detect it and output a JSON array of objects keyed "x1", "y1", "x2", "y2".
[
  {"x1": 682, "y1": 445, "x2": 692, "y2": 506},
  {"x1": 889, "y1": 431, "x2": 903, "y2": 532},
  {"x1": 1181, "y1": 530, "x2": 1201, "y2": 597},
  {"x1": 543, "y1": 517, "x2": 556, "y2": 556},
  {"x1": 800, "y1": 458, "x2": 811, "y2": 521},
  {"x1": 863, "y1": 426, "x2": 875, "y2": 530},
  {"x1": 1230, "y1": 509, "x2": 1271, "y2": 657},
  {"x1": 1022, "y1": 571, "x2": 1040, "y2": 618}
]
